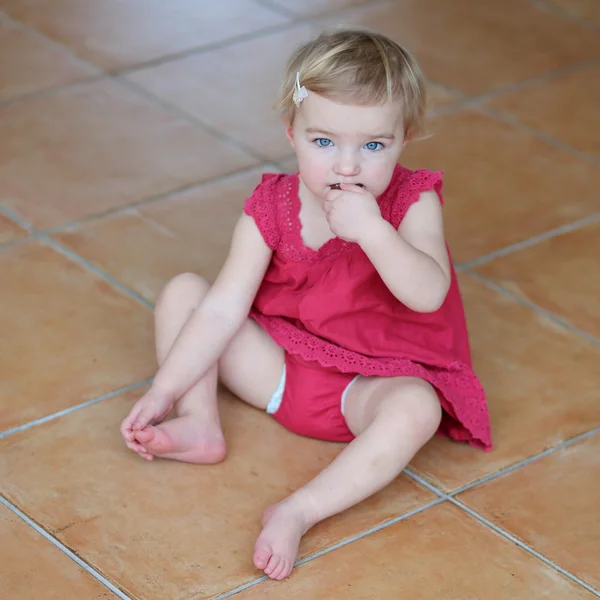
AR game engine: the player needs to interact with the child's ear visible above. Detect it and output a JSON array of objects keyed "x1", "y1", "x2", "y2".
[{"x1": 285, "y1": 124, "x2": 295, "y2": 149}]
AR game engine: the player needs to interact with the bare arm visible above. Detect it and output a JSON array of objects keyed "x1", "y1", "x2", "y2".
[
  {"x1": 152, "y1": 212, "x2": 272, "y2": 400},
  {"x1": 359, "y1": 190, "x2": 451, "y2": 312}
]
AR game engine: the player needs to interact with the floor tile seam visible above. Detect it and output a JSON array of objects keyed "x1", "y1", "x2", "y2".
[
  {"x1": 456, "y1": 57, "x2": 600, "y2": 107},
  {"x1": 450, "y1": 426, "x2": 600, "y2": 495},
  {"x1": 464, "y1": 269, "x2": 600, "y2": 347},
  {"x1": 40, "y1": 162, "x2": 271, "y2": 236},
  {"x1": 1, "y1": 8, "x2": 303, "y2": 80},
  {"x1": 39, "y1": 234, "x2": 154, "y2": 309},
  {"x1": 0, "y1": 74, "x2": 109, "y2": 109},
  {"x1": 405, "y1": 425, "x2": 600, "y2": 498},
  {"x1": 529, "y1": 0, "x2": 600, "y2": 31},
  {"x1": 0, "y1": 495, "x2": 134, "y2": 600},
  {"x1": 449, "y1": 497, "x2": 600, "y2": 597},
  {"x1": 457, "y1": 212, "x2": 600, "y2": 269},
  {"x1": 210, "y1": 497, "x2": 446, "y2": 599},
  {"x1": 0, "y1": 378, "x2": 153, "y2": 440},
  {"x1": 473, "y1": 105, "x2": 600, "y2": 166}
]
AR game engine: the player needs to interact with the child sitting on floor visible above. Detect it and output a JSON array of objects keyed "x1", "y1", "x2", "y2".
[{"x1": 121, "y1": 27, "x2": 492, "y2": 581}]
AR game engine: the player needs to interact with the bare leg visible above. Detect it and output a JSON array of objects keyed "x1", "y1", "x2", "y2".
[
  {"x1": 131, "y1": 273, "x2": 284, "y2": 462},
  {"x1": 253, "y1": 377, "x2": 442, "y2": 580}
]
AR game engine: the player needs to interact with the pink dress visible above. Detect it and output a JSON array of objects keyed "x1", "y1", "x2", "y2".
[{"x1": 244, "y1": 164, "x2": 492, "y2": 451}]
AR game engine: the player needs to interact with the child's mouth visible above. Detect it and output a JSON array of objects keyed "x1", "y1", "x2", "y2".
[{"x1": 329, "y1": 183, "x2": 365, "y2": 190}]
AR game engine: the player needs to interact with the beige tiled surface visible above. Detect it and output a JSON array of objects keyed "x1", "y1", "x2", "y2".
[
  {"x1": 0, "y1": 213, "x2": 28, "y2": 244},
  {"x1": 0, "y1": 14, "x2": 98, "y2": 102},
  {"x1": 0, "y1": 504, "x2": 117, "y2": 599},
  {"x1": 408, "y1": 273, "x2": 600, "y2": 491},
  {"x1": 53, "y1": 168, "x2": 266, "y2": 300},
  {"x1": 236, "y1": 503, "x2": 597, "y2": 599},
  {"x1": 460, "y1": 435, "x2": 600, "y2": 590},
  {"x1": 0, "y1": 240, "x2": 155, "y2": 432},
  {"x1": 0, "y1": 80, "x2": 257, "y2": 230},
  {"x1": 315, "y1": 0, "x2": 600, "y2": 96},
  {"x1": 488, "y1": 65, "x2": 600, "y2": 157},
  {"x1": 1, "y1": 1, "x2": 600, "y2": 598},
  {"x1": 401, "y1": 109, "x2": 600, "y2": 263},
  {"x1": 0, "y1": 389, "x2": 434, "y2": 599},
  {"x1": 475, "y1": 220, "x2": 600, "y2": 340},
  {"x1": 0, "y1": 0, "x2": 289, "y2": 71},
  {"x1": 545, "y1": 0, "x2": 600, "y2": 24}
]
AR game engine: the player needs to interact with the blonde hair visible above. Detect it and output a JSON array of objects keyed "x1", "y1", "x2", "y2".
[{"x1": 276, "y1": 28, "x2": 427, "y2": 139}]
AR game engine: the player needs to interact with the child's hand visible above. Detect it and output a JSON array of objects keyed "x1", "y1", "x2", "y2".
[
  {"x1": 323, "y1": 184, "x2": 383, "y2": 244},
  {"x1": 120, "y1": 386, "x2": 175, "y2": 454}
]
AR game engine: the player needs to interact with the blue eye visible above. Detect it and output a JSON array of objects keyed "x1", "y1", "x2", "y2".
[
  {"x1": 315, "y1": 138, "x2": 333, "y2": 147},
  {"x1": 364, "y1": 141, "x2": 383, "y2": 151}
]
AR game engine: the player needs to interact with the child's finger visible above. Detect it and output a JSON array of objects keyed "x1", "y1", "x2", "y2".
[
  {"x1": 120, "y1": 403, "x2": 142, "y2": 436},
  {"x1": 132, "y1": 405, "x2": 156, "y2": 431}
]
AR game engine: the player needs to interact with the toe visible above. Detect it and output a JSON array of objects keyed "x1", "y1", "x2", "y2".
[
  {"x1": 253, "y1": 545, "x2": 272, "y2": 570},
  {"x1": 133, "y1": 427, "x2": 155, "y2": 445},
  {"x1": 273, "y1": 559, "x2": 290, "y2": 580},
  {"x1": 265, "y1": 554, "x2": 281, "y2": 577}
]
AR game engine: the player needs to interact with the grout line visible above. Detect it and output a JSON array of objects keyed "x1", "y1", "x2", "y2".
[
  {"x1": 0, "y1": 379, "x2": 153, "y2": 440},
  {"x1": 40, "y1": 235, "x2": 154, "y2": 309},
  {"x1": 529, "y1": 0, "x2": 600, "y2": 32},
  {"x1": 0, "y1": 204, "x2": 35, "y2": 233},
  {"x1": 460, "y1": 212, "x2": 600, "y2": 269},
  {"x1": 451, "y1": 425, "x2": 600, "y2": 496},
  {"x1": 0, "y1": 74, "x2": 108, "y2": 109},
  {"x1": 251, "y1": 0, "x2": 298, "y2": 19},
  {"x1": 403, "y1": 469, "x2": 447, "y2": 498},
  {"x1": 465, "y1": 269, "x2": 600, "y2": 347},
  {"x1": 449, "y1": 497, "x2": 600, "y2": 597},
  {"x1": 460, "y1": 58, "x2": 600, "y2": 107},
  {"x1": 211, "y1": 497, "x2": 446, "y2": 599},
  {"x1": 110, "y1": 20, "x2": 301, "y2": 77},
  {"x1": 115, "y1": 76, "x2": 270, "y2": 164},
  {"x1": 0, "y1": 496, "x2": 134, "y2": 600},
  {"x1": 476, "y1": 105, "x2": 600, "y2": 166},
  {"x1": 43, "y1": 162, "x2": 269, "y2": 236}
]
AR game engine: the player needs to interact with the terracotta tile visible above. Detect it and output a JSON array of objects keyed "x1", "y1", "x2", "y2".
[
  {"x1": 427, "y1": 83, "x2": 462, "y2": 111},
  {"x1": 409, "y1": 273, "x2": 600, "y2": 491},
  {"x1": 126, "y1": 24, "x2": 314, "y2": 161},
  {"x1": 476, "y1": 221, "x2": 600, "y2": 340},
  {"x1": 0, "y1": 389, "x2": 434, "y2": 599},
  {"x1": 53, "y1": 168, "x2": 267, "y2": 301},
  {"x1": 265, "y1": 0, "x2": 370, "y2": 16},
  {"x1": 488, "y1": 65, "x2": 600, "y2": 157},
  {"x1": 0, "y1": 0, "x2": 289, "y2": 71},
  {"x1": 0, "y1": 240, "x2": 154, "y2": 432},
  {"x1": 0, "y1": 214, "x2": 28, "y2": 244},
  {"x1": 400, "y1": 109, "x2": 600, "y2": 263},
  {"x1": 545, "y1": 0, "x2": 600, "y2": 25},
  {"x1": 314, "y1": 0, "x2": 600, "y2": 96},
  {"x1": 460, "y1": 435, "x2": 600, "y2": 589},
  {"x1": 235, "y1": 502, "x2": 596, "y2": 599},
  {"x1": 0, "y1": 15, "x2": 98, "y2": 102},
  {"x1": 0, "y1": 504, "x2": 116, "y2": 599},
  {"x1": 0, "y1": 79, "x2": 257, "y2": 230}
]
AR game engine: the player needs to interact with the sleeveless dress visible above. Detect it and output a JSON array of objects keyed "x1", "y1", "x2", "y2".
[{"x1": 244, "y1": 164, "x2": 492, "y2": 451}]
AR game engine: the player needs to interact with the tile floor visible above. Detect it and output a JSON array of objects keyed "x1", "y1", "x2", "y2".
[{"x1": 0, "y1": 0, "x2": 599, "y2": 598}]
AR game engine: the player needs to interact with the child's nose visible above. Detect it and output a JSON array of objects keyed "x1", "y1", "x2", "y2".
[{"x1": 334, "y1": 154, "x2": 360, "y2": 176}]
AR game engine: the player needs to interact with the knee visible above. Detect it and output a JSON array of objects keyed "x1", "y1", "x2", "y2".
[
  {"x1": 381, "y1": 379, "x2": 442, "y2": 440},
  {"x1": 155, "y1": 273, "x2": 210, "y2": 316}
]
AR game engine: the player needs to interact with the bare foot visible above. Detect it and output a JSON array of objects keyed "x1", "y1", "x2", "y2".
[
  {"x1": 133, "y1": 414, "x2": 226, "y2": 464},
  {"x1": 253, "y1": 498, "x2": 317, "y2": 580}
]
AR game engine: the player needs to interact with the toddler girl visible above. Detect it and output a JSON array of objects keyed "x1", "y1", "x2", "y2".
[{"x1": 121, "y1": 28, "x2": 492, "y2": 581}]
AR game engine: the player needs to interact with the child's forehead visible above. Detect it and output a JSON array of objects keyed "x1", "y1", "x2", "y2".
[{"x1": 298, "y1": 93, "x2": 404, "y2": 133}]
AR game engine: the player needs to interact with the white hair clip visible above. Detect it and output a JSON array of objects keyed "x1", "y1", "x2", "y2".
[{"x1": 292, "y1": 72, "x2": 308, "y2": 107}]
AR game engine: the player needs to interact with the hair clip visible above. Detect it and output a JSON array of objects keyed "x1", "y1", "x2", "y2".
[{"x1": 292, "y1": 72, "x2": 308, "y2": 107}]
